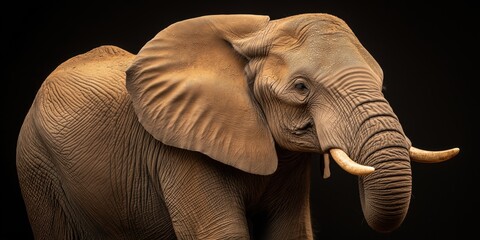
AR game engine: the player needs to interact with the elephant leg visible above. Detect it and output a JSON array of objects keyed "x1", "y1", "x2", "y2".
[
  {"x1": 262, "y1": 159, "x2": 313, "y2": 239},
  {"x1": 158, "y1": 149, "x2": 250, "y2": 239},
  {"x1": 16, "y1": 116, "x2": 84, "y2": 239},
  {"x1": 264, "y1": 198, "x2": 313, "y2": 239},
  {"x1": 168, "y1": 198, "x2": 249, "y2": 239}
]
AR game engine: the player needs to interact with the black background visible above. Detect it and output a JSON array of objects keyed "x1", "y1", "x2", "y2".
[{"x1": 3, "y1": 1, "x2": 476, "y2": 239}]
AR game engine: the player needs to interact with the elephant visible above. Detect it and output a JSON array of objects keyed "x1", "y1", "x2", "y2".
[{"x1": 16, "y1": 13, "x2": 459, "y2": 239}]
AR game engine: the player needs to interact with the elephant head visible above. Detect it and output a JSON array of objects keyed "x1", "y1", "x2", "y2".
[{"x1": 125, "y1": 14, "x2": 458, "y2": 232}]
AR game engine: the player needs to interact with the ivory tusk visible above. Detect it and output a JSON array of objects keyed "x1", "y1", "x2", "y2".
[
  {"x1": 329, "y1": 148, "x2": 375, "y2": 176},
  {"x1": 323, "y1": 153, "x2": 331, "y2": 179},
  {"x1": 409, "y1": 146, "x2": 460, "y2": 163}
]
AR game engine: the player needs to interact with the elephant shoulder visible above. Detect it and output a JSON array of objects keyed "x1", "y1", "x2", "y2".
[{"x1": 29, "y1": 45, "x2": 137, "y2": 147}]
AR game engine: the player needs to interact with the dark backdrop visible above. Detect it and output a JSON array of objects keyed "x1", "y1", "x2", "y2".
[{"x1": 4, "y1": 1, "x2": 475, "y2": 239}]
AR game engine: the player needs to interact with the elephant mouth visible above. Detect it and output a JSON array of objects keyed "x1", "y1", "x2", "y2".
[{"x1": 292, "y1": 121, "x2": 314, "y2": 135}]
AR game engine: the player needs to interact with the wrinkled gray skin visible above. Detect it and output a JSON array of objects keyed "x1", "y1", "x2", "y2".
[{"x1": 17, "y1": 14, "x2": 413, "y2": 239}]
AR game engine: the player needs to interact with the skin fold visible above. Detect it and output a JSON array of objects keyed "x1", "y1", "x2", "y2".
[{"x1": 16, "y1": 14, "x2": 456, "y2": 239}]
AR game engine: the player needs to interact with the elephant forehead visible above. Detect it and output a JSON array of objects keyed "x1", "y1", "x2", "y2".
[
  {"x1": 271, "y1": 34, "x2": 371, "y2": 79},
  {"x1": 275, "y1": 13, "x2": 353, "y2": 36},
  {"x1": 312, "y1": 37, "x2": 367, "y2": 68},
  {"x1": 271, "y1": 15, "x2": 352, "y2": 46}
]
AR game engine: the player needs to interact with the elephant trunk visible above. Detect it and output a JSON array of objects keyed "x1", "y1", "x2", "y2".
[
  {"x1": 358, "y1": 140, "x2": 411, "y2": 232},
  {"x1": 315, "y1": 97, "x2": 412, "y2": 233},
  {"x1": 353, "y1": 115, "x2": 412, "y2": 233}
]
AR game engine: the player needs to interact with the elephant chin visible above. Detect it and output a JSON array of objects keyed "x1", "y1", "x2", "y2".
[{"x1": 357, "y1": 149, "x2": 412, "y2": 233}]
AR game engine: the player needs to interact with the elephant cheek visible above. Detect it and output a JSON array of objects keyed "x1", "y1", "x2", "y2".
[{"x1": 358, "y1": 148, "x2": 412, "y2": 233}]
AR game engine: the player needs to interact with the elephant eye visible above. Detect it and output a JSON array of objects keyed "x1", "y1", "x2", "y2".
[
  {"x1": 294, "y1": 82, "x2": 308, "y2": 91},
  {"x1": 291, "y1": 78, "x2": 310, "y2": 102}
]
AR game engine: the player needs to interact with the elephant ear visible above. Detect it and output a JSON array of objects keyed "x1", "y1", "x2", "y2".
[{"x1": 126, "y1": 15, "x2": 277, "y2": 175}]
